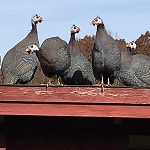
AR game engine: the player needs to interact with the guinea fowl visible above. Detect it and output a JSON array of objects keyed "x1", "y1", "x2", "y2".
[
  {"x1": 115, "y1": 41, "x2": 150, "y2": 87},
  {"x1": 26, "y1": 37, "x2": 71, "y2": 85},
  {"x1": 61, "y1": 25, "x2": 95, "y2": 85},
  {"x1": 91, "y1": 17, "x2": 121, "y2": 90},
  {"x1": 2, "y1": 14, "x2": 43, "y2": 84}
]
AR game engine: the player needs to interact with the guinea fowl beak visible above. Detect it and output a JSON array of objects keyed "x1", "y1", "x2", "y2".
[
  {"x1": 38, "y1": 17, "x2": 44, "y2": 23},
  {"x1": 126, "y1": 44, "x2": 131, "y2": 48},
  {"x1": 76, "y1": 28, "x2": 80, "y2": 33},
  {"x1": 90, "y1": 20, "x2": 95, "y2": 26},
  {"x1": 26, "y1": 48, "x2": 32, "y2": 54}
]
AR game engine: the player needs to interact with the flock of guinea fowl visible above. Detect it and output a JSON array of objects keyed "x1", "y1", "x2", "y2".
[{"x1": 1, "y1": 14, "x2": 150, "y2": 90}]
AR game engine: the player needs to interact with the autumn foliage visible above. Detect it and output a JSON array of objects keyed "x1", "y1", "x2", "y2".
[
  {"x1": 134, "y1": 31, "x2": 150, "y2": 56},
  {"x1": 77, "y1": 35, "x2": 95, "y2": 62}
]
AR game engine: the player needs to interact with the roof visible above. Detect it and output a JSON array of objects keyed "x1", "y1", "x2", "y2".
[{"x1": 0, "y1": 85, "x2": 150, "y2": 118}]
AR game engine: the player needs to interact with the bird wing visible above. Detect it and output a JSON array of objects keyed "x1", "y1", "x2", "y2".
[
  {"x1": 120, "y1": 50, "x2": 133, "y2": 71},
  {"x1": 132, "y1": 54, "x2": 150, "y2": 86},
  {"x1": 11, "y1": 57, "x2": 37, "y2": 76}
]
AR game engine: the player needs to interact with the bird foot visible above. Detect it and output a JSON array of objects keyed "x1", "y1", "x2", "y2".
[
  {"x1": 56, "y1": 77, "x2": 63, "y2": 86},
  {"x1": 100, "y1": 84, "x2": 104, "y2": 94},
  {"x1": 106, "y1": 78, "x2": 111, "y2": 87},
  {"x1": 105, "y1": 84, "x2": 111, "y2": 87},
  {"x1": 55, "y1": 83, "x2": 64, "y2": 86},
  {"x1": 40, "y1": 79, "x2": 54, "y2": 90}
]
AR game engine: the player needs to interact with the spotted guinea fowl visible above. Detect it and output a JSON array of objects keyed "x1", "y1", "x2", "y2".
[
  {"x1": 2, "y1": 14, "x2": 43, "y2": 84},
  {"x1": 91, "y1": 17, "x2": 121, "y2": 88},
  {"x1": 115, "y1": 41, "x2": 150, "y2": 87},
  {"x1": 26, "y1": 37, "x2": 71, "y2": 85},
  {"x1": 61, "y1": 25, "x2": 95, "y2": 85}
]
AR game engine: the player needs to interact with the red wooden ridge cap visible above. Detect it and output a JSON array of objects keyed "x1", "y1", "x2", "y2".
[{"x1": 0, "y1": 85, "x2": 150, "y2": 118}]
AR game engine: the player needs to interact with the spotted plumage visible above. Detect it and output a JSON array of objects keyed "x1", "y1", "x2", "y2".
[
  {"x1": 62, "y1": 25, "x2": 95, "y2": 85},
  {"x1": 2, "y1": 14, "x2": 43, "y2": 84},
  {"x1": 91, "y1": 16, "x2": 121, "y2": 84},
  {"x1": 115, "y1": 41, "x2": 150, "y2": 87}
]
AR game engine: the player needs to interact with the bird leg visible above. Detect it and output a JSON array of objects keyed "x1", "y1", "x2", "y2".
[
  {"x1": 48, "y1": 78, "x2": 52, "y2": 85},
  {"x1": 106, "y1": 78, "x2": 111, "y2": 87},
  {"x1": 57, "y1": 76, "x2": 63, "y2": 86},
  {"x1": 101, "y1": 76, "x2": 104, "y2": 93},
  {"x1": 45, "y1": 79, "x2": 52, "y2": 90}
]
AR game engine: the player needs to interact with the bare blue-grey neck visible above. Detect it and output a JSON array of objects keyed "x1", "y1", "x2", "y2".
[
  {"x1": 31, "y1": 21, "x2": 38, "y2": 33},
  {"x1": 69, "y1": 32, "x2": 80, "y2": 56}
]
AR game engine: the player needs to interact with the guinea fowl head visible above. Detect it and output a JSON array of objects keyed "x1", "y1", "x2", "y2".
[
  {"x1": 26, "y1": 44, "x2": 40, "y2": 54},
  {"x1": 91, "y1": 16, "x2": 104, "y2": 27},
  {"x1": 71, "y1": 25, "x2": 80, "y2": 34},
  {"x1": 32, "y1": 14, "x2": 44, "y2": 25},
  {"x1": 126, "y1": 41, "x2": 137, "y2": 52}
]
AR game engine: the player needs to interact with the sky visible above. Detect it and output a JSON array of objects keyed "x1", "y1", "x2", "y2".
[{"x1": 0, "y1": 0, "x2": 150, "y2": 61}]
